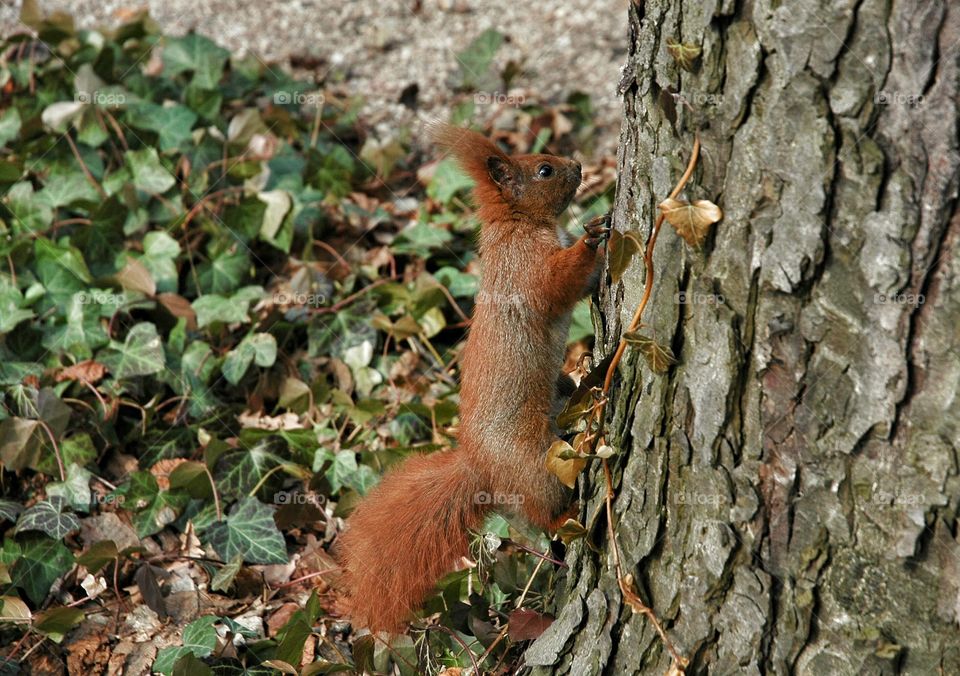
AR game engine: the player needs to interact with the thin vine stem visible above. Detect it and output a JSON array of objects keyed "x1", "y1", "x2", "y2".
[{"x1": 593, "y1": 133, "x2": 702, "y2": 673}]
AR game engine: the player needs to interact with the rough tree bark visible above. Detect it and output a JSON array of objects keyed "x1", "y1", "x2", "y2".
[{"x1": 526, "y1": 0, "x2": 960, "y2": 673}]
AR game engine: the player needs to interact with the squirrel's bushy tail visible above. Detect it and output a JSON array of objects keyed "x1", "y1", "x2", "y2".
[{"x1": 336, "y1": 450, "x2": 488, "y2": 631}]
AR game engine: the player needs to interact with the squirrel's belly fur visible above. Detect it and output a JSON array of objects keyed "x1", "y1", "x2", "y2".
[{"x1": 335, "y1": 124, "x2": 605, "y2": 632}]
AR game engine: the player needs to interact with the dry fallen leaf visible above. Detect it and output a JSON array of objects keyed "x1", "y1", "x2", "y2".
[
  {"x1": 237, "y1": 410, "x2": 304, "y2": 430},
  {"x1": 658, "y1": 197, "x2": 722, "y2": 247},
  {"x1": 508, "y1": 608, "x2": 555, "y2": 641},
  {"x1": 545, "y1": 439, "x2": 587, "y2": 489},
  {"x1": 149, "y1": 458, "x2": 186, "y2": 491},
  {"x1": 56, "y1": 360, "x2": 108, "y2": 384}
]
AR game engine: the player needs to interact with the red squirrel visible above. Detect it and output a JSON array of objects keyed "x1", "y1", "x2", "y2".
[{"x1": 336, "y1": 123, "x2": 609, "y2": 631}]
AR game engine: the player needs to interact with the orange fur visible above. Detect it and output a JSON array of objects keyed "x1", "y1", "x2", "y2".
[{"x1": 336, "y1": 124, "x2": 605, "y2": 632}]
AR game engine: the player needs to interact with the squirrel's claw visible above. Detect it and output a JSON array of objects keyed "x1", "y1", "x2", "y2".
[{"x1": 584, "y1": 213, "x2": 611, "y2": 250}]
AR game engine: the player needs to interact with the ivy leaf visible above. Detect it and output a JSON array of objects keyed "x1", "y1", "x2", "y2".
[
  {"x1": 204, "y1": 497, "x2": 288, "y2": 565},
  {"x1": 210, "y1": 554, "x2": 243, "y2": 592},
  {"x1": 658, "y1": 198, "x2": 722, "y2": 248},
  {"x1": 76, "y1": 540, "x2": 120, "y2": 573},
  {"x1": 0, "y1": 275, "x2": 35, "y2": 333},
  {"x1": 508, "y1": 609, "x2": 554, "y2": 641},
  {"x1": 607, "y1": 229, "x2": 642, "y2": 285},
  {"x1": 257, "y1": 189, "x2": 293, "y2": 251},
  {"x1": 34, "y1": 606, "x2": 84, "y2": 642},
  {"x1": 192, "y1": 286, "x2": 264, "y2": 328},
  {"x1": 556, "y1": 518, "x2": 589, "y2": 545},
  {"x1": 623, "y1": 331, "x2": 677, "y2": 374},
  {"x1": 545, "y1": 440, "x2": 587, "y2": 489},
  {"x1": 213, "y1": 441, "x2": 283, "y2": 501},
  {"x1": 315, "y1": 449, "x2": 379, "y2": 495},
  {"x1": 15, "y1": 496, "x2": 80, "y2": 539},
  {"x1": 427, "y1": 158, "x2": 473, "y2": 204},
  {"x1": 122, "y1": 471, "x2": 189, "y2": 538},
  {"x1": 100, "y1": 322, "x2": 166, "y2": 378},
  {"x1": 454, "y1": 28, "x2": 504, "y2": 90},
  {"x1": 665, "y1": 38, "x2": 702, "y2": 72},
  {"x1": 40, "y1": 101, "x2": 85, "y2": 132},
  {"x1": 221, "y1": 333, "x2": 277, "y2": 385},
  {"x1": 0, "y1": 107, "x2": 21, "y2": 147},
  {"x1": 126, "y1": 148, "x2": 176, "y2": 194},
  {"x1": 42, "y1": 293, "x2": 110, "y2": 357},
  {"x1": 9, "y1": 535, "x2": 75, "y2": 604},
  {"x1": 197, "y1": 249, "x2": 250, "y2": 294},
  {"x1": 153, "y1": 615, "x2": 219, "y2": 675},
  {"x1": 162, "y1": 33, "x2": 230, "y2": 89},
  {"x1": 126, "y1": 103, "x2": 198, "y2": 151},
  {"x1": 138, "y1": 231, "x2": 181, "y2": 293},
  {"x1": 46, "y1": 462, "x2": 93, "y2": 513},
  {"x1": 0, "y1": 499, "x2": 23, "y2": 524},
  {"x1": 5, "y1": 182, "x2": 53, "y2": 235}
]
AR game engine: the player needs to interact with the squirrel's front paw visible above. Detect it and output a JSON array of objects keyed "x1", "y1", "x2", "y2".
[{"x1": 584, "y1": 213, "x2": 611, "y2": 250}]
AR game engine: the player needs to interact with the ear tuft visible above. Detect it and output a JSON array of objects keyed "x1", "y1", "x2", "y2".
[
  {"x1": 486, "y1": 156, "x2": 514, "y2": 188},
  {"x1": 429, "y1": 123, "x2": 515, "y2": 201}
]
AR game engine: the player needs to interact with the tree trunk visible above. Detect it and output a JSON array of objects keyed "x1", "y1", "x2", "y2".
[{"x1": 526, "y1": 0, "x2": 960, "y2": 673}]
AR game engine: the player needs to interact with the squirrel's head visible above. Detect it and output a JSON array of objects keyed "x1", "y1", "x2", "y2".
[{"x1": 431, "y1": 123, "x2": 581, "y2": 224}]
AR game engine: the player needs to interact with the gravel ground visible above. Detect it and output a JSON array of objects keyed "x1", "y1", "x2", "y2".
[{"x1": 1, "y1": 0, "x2": 627, "y2": 157}]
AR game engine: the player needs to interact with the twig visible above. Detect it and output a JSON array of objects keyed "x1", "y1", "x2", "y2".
[
  {"x1": 204, "y1": 463, "x2": 222, "y2": 522},
  {"x1": 313, "y1": 239, "x2": 351, "y2": 272},
  {"x1": 312, "y1": 276, "x2": 397, "y2": 315},
  {"x1": 65, "y1": 133, "x2": 106, "y2": 199},
  {"x1": 433, "y1": 624, "x2": 481, "y2": 674},
  {"x1": 36, "y1": 419, "x2": 65, "y2": 481}
]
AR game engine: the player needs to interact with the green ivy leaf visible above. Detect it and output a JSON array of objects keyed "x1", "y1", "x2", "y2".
[
  {"x1": 34, "y1": 606, "x2": 84, "y2": 642},
  {"x1": 162, "y1": 34, "x2": 230, "y2": 89},
  {"x1": 126, "y1": 103, "x2": 198, "y2": 152},
  {"x1": 454, "y1": 28, "x2": 504, "y2": 90},
  {"x1": 76, "y1": 539, "x2": 120, "y2": 573},
  {"x1": 100, "y1": 322, "x2": 166, "y2": 378},
  {"x1": 153, "y1": 615, "x2": 219, "y2": 674},
  {"x1": 15, "y1": 496, "x2": 80, "y2": 540},
  {"x1": 213, "y1": 441, "x2": 283, "y2": 501},
  {"x1": 126, "y1": 148, "x2": 176, "y2": 194},
  {"x1": 0, "y1": 275, "x2": 35, "y2": 333},
  {"x1": 210, "y1": 554, "x2": 243, "y2": 592},
  {"x1": 0, "y1": 107, "x2": 21, "y2": 147},
  {"x1": 9, "y1": 534, "x2": 74, "y2": 604},
  {"x1": 204, "y1": 497, "x2": 287, "y2": 564},
  {"x1": 46, "y1": 462, "x2": 93, "y2": 513},
  {"x1": 192, "y1": 286, "x2": 264, "y2": 328},
  {"x1": 427, "y1": 158, "x2": 473, "y2": 204},
  {"x1": 196, "y1": 249, "x2": 250, "y2": 294},
  {"x1": 221, "y1": 332, "x2": 278, "y2": 385},
  {"x1": 0, "y1": 499, "x2": 23, "y2": 524}
]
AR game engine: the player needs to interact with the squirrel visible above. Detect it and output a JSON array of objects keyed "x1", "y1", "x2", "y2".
[{"x1": 335, "y1": 123, "x2": 610, "y2": 632}]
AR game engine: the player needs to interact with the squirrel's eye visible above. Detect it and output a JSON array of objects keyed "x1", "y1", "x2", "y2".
[{"x1": 537, "y1": 164, "x2": 553, "y2": 178}]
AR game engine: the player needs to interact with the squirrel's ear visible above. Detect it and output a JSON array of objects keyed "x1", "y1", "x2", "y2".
[{"x1": 486, "y1": 156, "x2": 517, "y2": 192}]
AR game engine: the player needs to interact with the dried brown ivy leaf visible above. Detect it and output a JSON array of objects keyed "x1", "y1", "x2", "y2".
[
  {"x1": 623, "y1": 331, "x2": 677, "y2": 374},
  {"x1": 658, "y1": 197, "x2": 722, "y2": 248},
  {"x1": 666, "y1": 38, "x2": 702, "y2": 72},
  {"x1": 556, "y1": 394, "x2": 593, "y2": 430},
  {"x1": 546, "y1": 439, "x2": 586, "y2": 489},
  {"x1": 556, "y1": 518, "x2": 588, "y2": 544},
  {"x1": 508, "y1": 609, "x2": 555, "y2": 641},
  {"x1": 607, "y1": 229, "x2": 643, "y2": 284}
]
